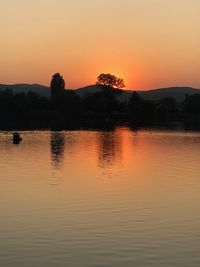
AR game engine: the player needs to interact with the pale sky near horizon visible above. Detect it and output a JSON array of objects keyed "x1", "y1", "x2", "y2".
[{"x1": 0, "y1": 0, "x2": 200, "y2": 90}]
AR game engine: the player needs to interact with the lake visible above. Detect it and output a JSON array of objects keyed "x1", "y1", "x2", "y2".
[{"x1": 0, "y1": 127, "x2": 200, "y2": 267}]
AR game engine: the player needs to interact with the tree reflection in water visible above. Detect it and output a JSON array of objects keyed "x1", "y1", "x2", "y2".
[
  {"x1": 50, "y1": 132, "x2": 65, "y2": 167},
  {"x1": 97, "y1": 129, "x2": 122, "y2": 170}
]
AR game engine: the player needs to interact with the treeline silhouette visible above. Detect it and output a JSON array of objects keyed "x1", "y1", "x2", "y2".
[
  {"x1": 0, "y1": 86, "x2": 200, "y2": 123},
  {"x1": 0, "y1": 72, "x2": 200, "y2": 124}
]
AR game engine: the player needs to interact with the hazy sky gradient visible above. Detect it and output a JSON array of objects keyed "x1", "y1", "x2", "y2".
[{"x1": 1, "y1": 0, "x2": 200, "y2": 89}]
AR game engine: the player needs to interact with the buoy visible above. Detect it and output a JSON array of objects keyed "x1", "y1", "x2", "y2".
[{"x1": 13, "y1": 132, "x2": 22, "y2": 144}]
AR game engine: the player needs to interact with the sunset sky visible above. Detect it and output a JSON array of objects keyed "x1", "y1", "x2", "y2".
[{"x1": 1, "y1": 0, "x2": 200, "y2": 90}]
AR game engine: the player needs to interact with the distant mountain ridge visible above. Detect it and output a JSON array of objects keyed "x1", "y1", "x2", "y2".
[
  {"x1": 0, "y1": 83, "x2": 200, "y2": 102},
  {"x1": 139, "y1": 87, "x2": 200, "y2": 102},
  {"x1": 0, "y1": 84, "x2": 50, "y2": 97},
  {"x1": 75, "y1": 85, "x2": 200, "y2": 102}
]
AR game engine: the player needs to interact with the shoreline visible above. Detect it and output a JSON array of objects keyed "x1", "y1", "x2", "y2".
[{"x1": 0, "y1": 116, "x2": 200, "y2": 131}]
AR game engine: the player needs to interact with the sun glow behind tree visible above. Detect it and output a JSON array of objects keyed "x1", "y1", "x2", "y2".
[{"x1": 96, "y1": 73, "x2": 125, "y2": 89}]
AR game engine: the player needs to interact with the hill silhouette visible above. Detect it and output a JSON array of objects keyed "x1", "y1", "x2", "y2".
[
  {"x1": 0, "y1": 83, "x2": 200, "y2": 102},
  {"x1": 75, "y1": 85, "x2": 200, "y2": 102},
  {"x1": 139, "y1": 87, "x2": 200, "y2": 102},
  {"x1": 0, "y1": 84, "x2": 50, "y2": 97},
  {"x1": 75, "y1": 85, "x2": 102, "y2": 97}
]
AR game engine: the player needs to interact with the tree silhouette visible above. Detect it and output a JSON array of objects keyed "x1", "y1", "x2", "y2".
[
  {"x1": 52, "y1": 90, "x2": 82, "y2": 115},
  {"x1": 84, "y1": 90, "x2": 118, "y2": 114},
  {"x1": 127, "y1": 91, "x2": 143, "y2": 112},
  {"x1": 183, "y1": 94, "x2": 200, "y2": 113},
  {"x1": 50, "y1": 73, "x2": 65, "y2": 98},
  {"x1": 128, "y1": 91, "x2": 157, "y2": 120},
  {"x1": 96, "y1": 73, "x2": 125, "y2": 89}
]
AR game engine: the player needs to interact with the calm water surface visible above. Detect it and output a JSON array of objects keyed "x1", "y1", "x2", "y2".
[{"x1": 0, "y1": 127, "x2": 200, "y2": 267}]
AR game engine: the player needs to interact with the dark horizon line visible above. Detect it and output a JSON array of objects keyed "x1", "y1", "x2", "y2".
[{"x1": 1, "y1": 82, "x2": 200, "y2": 92}]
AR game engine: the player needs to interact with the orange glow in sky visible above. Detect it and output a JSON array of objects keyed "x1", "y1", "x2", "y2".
[{"x1": 0, "y1": 0, "x2": 200, "y2": 90}]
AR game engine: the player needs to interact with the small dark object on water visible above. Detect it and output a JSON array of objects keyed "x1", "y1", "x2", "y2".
[{"x1": 13, "y1": 132, "x2": 22, "y2": 144}]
